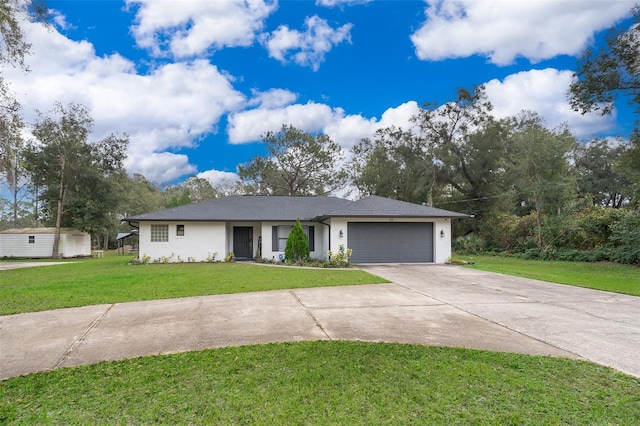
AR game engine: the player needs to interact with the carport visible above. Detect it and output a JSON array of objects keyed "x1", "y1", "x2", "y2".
[{"x1": 116, "y1": 230, "x2": 139, "y2": 255}]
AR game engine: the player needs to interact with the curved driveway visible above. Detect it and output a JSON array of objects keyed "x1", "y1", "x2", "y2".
[{"x1": 1, "y1": 264, "x2": 638, "y2": 380}]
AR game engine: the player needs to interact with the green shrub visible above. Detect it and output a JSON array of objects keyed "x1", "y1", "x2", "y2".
[
  {"x1": 522, "y1": 248, "x2": 541, "y2": 259},
  {"x1": 285, "y1": 218, "x2": 310, "y2": 262},
  {"x1": 553, "y1": 248, "x2": 609, "y2": 263},
  {"x1": 453, "y1": 234, "x2": 486, "y2": 254},
  {"x1": 327, "y1": 244, "x2": 352, "y2": 267},
  {"x1": 609, "y1": 209, "x2": 640, "y2": 248},
  {"x1": 555, "y1": 249, "x2": 581, "y2": 261},
  {"x1": 609, "y1": 246, "x2": 640, "y2": 265}
]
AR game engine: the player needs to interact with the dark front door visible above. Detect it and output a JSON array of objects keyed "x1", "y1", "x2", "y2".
[{"x1": 233, "y1": 227, "x2": 253, "y2": 260}]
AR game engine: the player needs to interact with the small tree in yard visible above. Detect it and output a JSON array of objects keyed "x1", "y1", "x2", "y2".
[{"x1": 285, "y1": 219, "x2": 309, "y2": 262}]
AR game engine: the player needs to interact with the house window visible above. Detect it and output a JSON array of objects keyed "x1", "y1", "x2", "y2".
[
  {"x1": 150, "y1": 224, "x2": 169, "y2": 242},
  {"x1": 277, "y1": 225, "x2": 292, "y2": 251},
  {"x1": 176, "y1": 224, "x2": 185, "y2": 236},
  {"x1": 272, "y1": 225, "x2": 315, "y2": 251},
  {"x1": 28, "y1": 235, "x2": 35, "y2": 244}
]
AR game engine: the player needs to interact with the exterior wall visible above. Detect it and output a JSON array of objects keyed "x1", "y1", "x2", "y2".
[
  {"x1": 325, "y1": 217, "x2": 452, "y2": 264},
  {"x1": 260, "y1": 221, "x2": 328, "y2": 261},
  {"x1": 61, "y1": 233, "x2": 91, "y2": 257},
  {"x1": 327, "y1": 218, "x2": 349, "y2": 255},
  {"x1": 135, "y1": 217, "x2": 452, "y2": 264},
  {"x1": 0, "y1": 233, "x2": 55, "y2": 257},
  {"x1": 433, "y1": 218, "x2": 452, "y2": 264},
  {"x1": 0, "y1": 230, "x2": 91, "y2": 258},
  {"x1": 138, "y1": 221, "x2": 226, "y2": 263}
]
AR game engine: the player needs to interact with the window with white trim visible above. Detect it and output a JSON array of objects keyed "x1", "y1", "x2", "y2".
[
  {"x1": 176, "y1": 224, "x2": 185, "y2": 236},
  {"x1": 151, "y1": 224, "x2": 169, "y2": 242},
  {"x1": 28, "y1": 235, "x2": 35, "y2": 244}
]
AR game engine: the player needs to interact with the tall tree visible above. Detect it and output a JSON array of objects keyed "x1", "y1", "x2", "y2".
[
  {"x1": 182, "y1": 176, "x2": 218, "y2": 202},
  {"x1": 118, "y1": 173, "x2": 163, "y2": 218},
  {"x1": 507, "y1": 112, "x2": 576, "y2": 248},
  {"x1": 64, "y1": 134, "x2": 128, "y2": 248},
  {"x1": 569, "y1": 5, "x2": 640, "y2": 118},
  {"x1": 238, "y1": 124, "x2": 346, "y2": 196},
  {"x1": 0, "y1": 0, "x2": 48, "y2": 179},
  {"x1": 412, "y1": 86, "x2": 512, "y2": 219},
  {"x1": 0, "y1": 0, "x2": 47, "y2": 67},
  {"x1": 23, "y1": 103, "x2": 128, "y2": 257},
  {"x1": 4, "y1": 150, "x2": 31, "y2": 227},
  {"x1": 569, "y1": 4, "x2": 640, "y2": 207},
  {"x1": 162, "y1": 184, "x2": 192, "y2": 208},
  {"x1": 0, "y1": 87, "x2": 22, "y2": 183},
  {"x1": 351, "y1": 126, "x2": 437, "y2": 205},
  {"x1": 617, "y1": 129, "x2": 640, "y2": 206},
  {"x1": 573, "y1": 138, "x2": 632, "y2": 208}
]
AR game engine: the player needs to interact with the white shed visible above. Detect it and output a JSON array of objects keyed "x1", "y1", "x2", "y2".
[{"x1": 0, "y1": 228, "x2": 91, "y2": 258}]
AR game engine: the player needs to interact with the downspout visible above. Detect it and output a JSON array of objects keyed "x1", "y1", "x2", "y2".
[{"x1": 124, "y1": 220, "x2": 140, "y2": 230}]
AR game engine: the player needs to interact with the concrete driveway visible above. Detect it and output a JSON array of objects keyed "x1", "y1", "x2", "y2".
[
  {"x1": 360, "y1": 264, "x2": 640, "y2": 379},
  {"x1": 1, "y1": 264, "x2": 638, "y2": 380}
]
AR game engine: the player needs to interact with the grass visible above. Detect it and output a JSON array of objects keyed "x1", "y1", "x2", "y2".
[
  {"x1": 1, "y1": 341, "x2": 639, "y2": 425},
  {"x1": 457, "y1": 255, "x2": 640, "y2": 296},
  {"x1": 3, "y1": 256, "x2": 639, "y2": 424},
  {"x1": 0, "y1": 252, "x2": 386, "y2": 315}
]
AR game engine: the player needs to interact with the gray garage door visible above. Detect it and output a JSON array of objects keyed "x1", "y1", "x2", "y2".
[{"x1": 347, "y1": 222, "x2": 433, "y2": 263}]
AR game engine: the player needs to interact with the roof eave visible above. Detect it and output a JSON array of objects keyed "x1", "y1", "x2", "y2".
[{"x1": 316, "y1": 213, "x2": 471, "y2": 220}]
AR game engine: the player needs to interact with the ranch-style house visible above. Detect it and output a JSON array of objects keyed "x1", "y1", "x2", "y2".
[{"x1": 123, "y1": 195, "x2": 468, "y2": 264}]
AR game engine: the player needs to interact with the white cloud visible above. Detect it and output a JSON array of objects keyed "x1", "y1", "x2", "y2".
[
  {"x1": 324, "y1": 101, "x2": 420, "y2": 148},
  {"x1": 262, "y1": 15, "x2": 353, "y2": 70},
  {"x1": 196, "y1": 169, "x2": 241, "y2": 187},
  {"x1": 227, "y1": 102, "x2": 338, "y2": 143},
  {"x1": 127, "y1": 0, "x2": 277, "y2": 58},
  {"x1": 316, "y1": 0, "x2": 373, "y2": 6},
  {"x1": 229, "y1": 69, "x2": 615, "y2": 152},
  {"x1": 248, "y1": 88, "x2": 298, "y2": 108},
  {"x1": 378, "y1": 101, "x2": 421, "y2": 129},
  {"x1": 50, "y1": 9, "x2": 73, "y2": 30},
  {"x1": 484, "y1": 68, "x2": 616, "y2": 137},
  {"x1": 411, "y1": 0, "x2": 632, "y2": 65},
  {"x1": 228, "y1": 100, "x2": 421, "y2": 149},
  {"x1": 5, "y1": 20, "x2": 246, "y2": 183},
  {"x1": 323, "y1": 114, "x2": 377, "y2": 147},
  {"x1": 129, "y1": 152, "x2": 197, "y2": 183}
]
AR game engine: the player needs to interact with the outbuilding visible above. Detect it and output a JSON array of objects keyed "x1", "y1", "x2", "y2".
[
  {"x1": 123, "y1": 195, "x2": 468, "y2": 264},
  {"x1": 0, "y1": 227, "x2": 91, "y2": 258}
]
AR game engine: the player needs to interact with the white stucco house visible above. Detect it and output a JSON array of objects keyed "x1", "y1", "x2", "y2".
[
  {"x1": 123, "y1": 195, "x2": 468, "y2": 264},
  {"x1": 0, "y1": 227, "x2": 91, "y2": 258}
]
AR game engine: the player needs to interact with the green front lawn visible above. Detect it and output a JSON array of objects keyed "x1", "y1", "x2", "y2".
[
  {"x1": 1, "y1": 341, "x2": 638, "y2": 424},
  {"x1": 458, "y1": 255, "x2": 640, "y2": 296},
  {"x1": 0, "y1": 253, "x2": 386, "y2": 315},
  {"x1": 3, "y1": 254, "x2": 639, "y2": 424}
]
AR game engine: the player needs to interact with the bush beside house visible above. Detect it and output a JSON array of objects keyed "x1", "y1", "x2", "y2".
[{"x1": 285, "y1": 219, "x2": 310, "y2": 262}]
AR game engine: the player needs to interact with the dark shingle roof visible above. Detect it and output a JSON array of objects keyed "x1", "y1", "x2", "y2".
[
  {"x1": 319, "y1": 195, "x2": 469, "y2": 218},
  {"x1": 124, "y1": 195, "x2": 469, "y2": 223},
  {"x1": 124, "y1": 195, "x2": 353, "y2": 222}
]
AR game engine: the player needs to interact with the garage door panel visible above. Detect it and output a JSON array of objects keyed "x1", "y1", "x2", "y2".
[{"x1": 347, "y1": 222, "x2": 433, "y2": 263}]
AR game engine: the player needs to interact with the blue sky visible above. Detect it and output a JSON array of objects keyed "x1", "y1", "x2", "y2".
[{"x1": 5, "y1": 0, "x2": 637, "y2": 186}]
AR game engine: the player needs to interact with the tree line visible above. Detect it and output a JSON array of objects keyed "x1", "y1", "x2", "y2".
[{"x1": 352, "y1": 88, "x2": 639, "y2": 263}]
